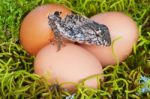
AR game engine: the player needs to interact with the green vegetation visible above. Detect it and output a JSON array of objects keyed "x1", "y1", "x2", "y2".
[{"x1": 0, "y1": 0, "x2": 150, "y2": 98}]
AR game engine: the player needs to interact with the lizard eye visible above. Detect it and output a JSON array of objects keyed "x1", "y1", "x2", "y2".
[{"x1": 54, "y1": 11, "x2": 62, "y2": 16}]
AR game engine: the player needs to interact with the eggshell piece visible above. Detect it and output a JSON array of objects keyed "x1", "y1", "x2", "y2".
[
  {"x1": 34, "y1": 43, "x2": 103, "y2": 91},
  {"x1": 82, "y1": 12, "x2": 138, "y2": 66},
  {"x1": 20, "y1": 4, "x2": 71, "y2": 55}
]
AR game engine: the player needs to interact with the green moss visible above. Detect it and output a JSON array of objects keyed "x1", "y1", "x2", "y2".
[{"x1": 0, "y1": 0, "x2": 150, "y2": 98}]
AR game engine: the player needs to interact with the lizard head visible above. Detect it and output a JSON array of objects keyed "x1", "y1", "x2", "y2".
[{"x1": 48, "y1": 11, "x2": 62, "y2": 21}]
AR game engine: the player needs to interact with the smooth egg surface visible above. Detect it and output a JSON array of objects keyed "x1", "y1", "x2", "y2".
[
  {"x1": 34, "y1": 43, "x2": 103, "y2": 91},
  {"x1": 20, "y1": 4, "x2": 71, "y2": 55},
  {"x1": 82, "y1": 12, "x2": 138, "y2": 66}
]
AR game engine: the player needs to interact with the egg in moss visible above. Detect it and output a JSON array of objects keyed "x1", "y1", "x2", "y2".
[{"x1": 20, "y1": 4, "x2": 71, "y2": 55}]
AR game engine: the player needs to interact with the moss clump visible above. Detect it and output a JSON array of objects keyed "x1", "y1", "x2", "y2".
[{"x1": 0, "y1": 0, "x2": 150, "y2": 98}]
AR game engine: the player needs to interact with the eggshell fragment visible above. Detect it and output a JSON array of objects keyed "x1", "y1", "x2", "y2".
[
  {"x1": 20, "y1": 4, "x2": 71, "y2": 55},
  {"x1": 34, "y1": 43, "x2": 103, "y2": 91},
  {"x1": 82, "y1": 12, "x2": 138, "y2": 66}
]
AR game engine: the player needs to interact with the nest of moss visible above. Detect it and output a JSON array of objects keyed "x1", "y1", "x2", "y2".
[{"x1": 0, "y1": 0, "x2": 150, "y2": 98}]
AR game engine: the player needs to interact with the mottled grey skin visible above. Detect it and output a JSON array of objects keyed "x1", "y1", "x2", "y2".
[{"x1": 48, "y1": 11, "x2": 111, "y2": 51}]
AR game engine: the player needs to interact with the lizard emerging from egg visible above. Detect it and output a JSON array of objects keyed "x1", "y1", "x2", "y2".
[{"x1": 48, "y1": 11, "x2": 111, "y2": 51}]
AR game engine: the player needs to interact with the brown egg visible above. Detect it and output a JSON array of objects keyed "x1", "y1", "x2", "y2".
[
  {"x1": 34, "y1": 43, "x2": 103, "y2": 91},
  {"x1": 20, "y1": 4, "x2": 71, "y2": 55},
  {"x1": 82, "y1": 12, "x2": 138, "y2": 66}
]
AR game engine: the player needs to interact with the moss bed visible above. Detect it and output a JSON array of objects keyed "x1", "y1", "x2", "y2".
[{"x1": 0, "y1": 0, "x2": 150, "y2": 98}]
